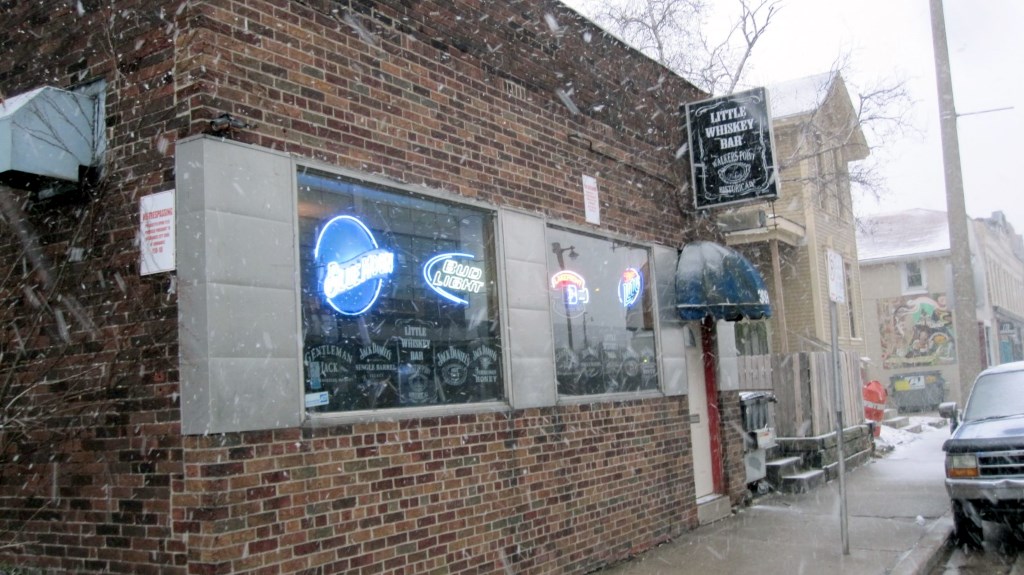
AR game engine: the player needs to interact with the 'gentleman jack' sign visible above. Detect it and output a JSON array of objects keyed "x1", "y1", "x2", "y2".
[{"x1": 685, "y1": 87, "x2": 778, "y2": 210}]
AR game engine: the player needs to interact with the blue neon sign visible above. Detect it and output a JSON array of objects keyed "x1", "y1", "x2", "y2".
[
  {"x1": 618, "y1": 268, "x2": 643, "y2": 308},
  {"x1": 314, "y1": 215, "x2": 395, "y2": 316}
]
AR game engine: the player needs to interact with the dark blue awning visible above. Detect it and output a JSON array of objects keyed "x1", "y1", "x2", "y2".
[{"x1": 675, "y1": 241, "x2": 772, "y2": 322}]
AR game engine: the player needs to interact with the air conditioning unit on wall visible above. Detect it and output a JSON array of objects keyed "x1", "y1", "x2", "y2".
[
  {"x1": 717, "y1": 209, "x2": 768, "y2": 233},
  {"x1": 0, "y1": 85, "x2": 103, "y2": 196}
]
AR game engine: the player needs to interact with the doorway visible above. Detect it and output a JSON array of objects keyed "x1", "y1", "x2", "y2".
[{"x1": 686, "y1": 324, "x2": 715, "y2": 498}]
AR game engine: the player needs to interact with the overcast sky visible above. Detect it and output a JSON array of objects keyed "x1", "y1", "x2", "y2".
[{"x1": 561, "y1": 0, "x2": 1024, "y2": 233}]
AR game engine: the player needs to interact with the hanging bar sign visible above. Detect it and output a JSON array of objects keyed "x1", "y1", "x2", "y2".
[{"x1": 686, "y1": 87, "x2": 778, "y2": 210}]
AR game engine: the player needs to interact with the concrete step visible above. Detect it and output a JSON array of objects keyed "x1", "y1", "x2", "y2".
[
  {"x1": 765, "y1": 456, "x2": 803, "y2": 484},
  {"x1": 883, "y1": 408, "x2": 900, "y2": 420},
  {"x1": 696, "y1": 494, "x2": 732, "y2": 525},
  {"x1": 779, "y1": 469, "x2": 826, "y2": 494},
  {"x1": 823, "y1": 448, "x2": 873, "y2": 481},
  {"x1": 882, "y1": 416, "x2": 911, "y2": 429}
]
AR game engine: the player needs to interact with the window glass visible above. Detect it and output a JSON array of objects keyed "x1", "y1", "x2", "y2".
[
  {"x1": 963, "y1": 370, "x2": 1024, "y2": 422},
  {"x1": 904, "y1": 261, "x2": 924, "y2": 290},
  {"x1": 546, "y1": 227, "x2": 658, "y2": 396},
  {"x1": 735, "y1": 321, "x2": 769, "y2": 356},
  {"x1": 297, "y1": 170, "x2": 503, "y2": 412}
]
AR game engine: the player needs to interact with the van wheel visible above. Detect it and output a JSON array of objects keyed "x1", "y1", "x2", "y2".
[{"x1": 953, "y1": 500, "x2": 983, "y2": 549}]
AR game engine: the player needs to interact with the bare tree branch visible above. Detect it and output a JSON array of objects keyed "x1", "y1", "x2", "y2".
[{"x1": 582, "y1": 0, "x2": 780, "y2": 95}]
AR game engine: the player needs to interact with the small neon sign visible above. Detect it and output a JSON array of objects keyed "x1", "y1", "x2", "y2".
[
  {"x1": 423, "y1": 252, "x2": 485, "y2": 305},
  {"x1": 618, "y1": 268, "x2": 643, "y2": 308},
  {"x1": 551, "y1": 270, "x2": 589, "y2": 318},
  {"x1": 314, "y1": 215, "x2": 395, "y2": 316},
  {"x1": 551, "y1": 270, "x2": 590, "y2": 305}
]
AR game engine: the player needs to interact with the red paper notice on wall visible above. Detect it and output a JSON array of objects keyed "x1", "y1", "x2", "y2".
[{"x1": 140, "y1": 190, "x2": 176, "y2": 276}]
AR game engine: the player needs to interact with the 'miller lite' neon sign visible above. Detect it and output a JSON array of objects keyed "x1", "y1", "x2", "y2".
[
  {"x1": 423, "y1": 252, "x2": 485, "y2": 305},
  {"x1": 618, "y1": 268, "x2": 643, "y2": 308},
  {"x1": 315, "y1": 215, "x2": 395, "y2": 315}
]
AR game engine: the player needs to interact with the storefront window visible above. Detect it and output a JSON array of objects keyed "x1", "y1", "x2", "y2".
[
  {"x1": 546, "y1": 227, "x2": 658, "y2": 396},
  {"x1": 298, "y1": 170, "x2": 503, "y2": 412}
]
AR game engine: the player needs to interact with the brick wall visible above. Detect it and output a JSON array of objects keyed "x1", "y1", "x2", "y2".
[
  {"x1": 718, "y1": 392, "x2": 749, "y2": 506},
  {"x1": 0, "y1": 1, "x2": 745, "y2": 573},
  {"x1": 174, "y1": 401, "x2": 696, "y2": 574},
  {"x1": 0, "y1": 1, "x2": 186, "y2": 573}
]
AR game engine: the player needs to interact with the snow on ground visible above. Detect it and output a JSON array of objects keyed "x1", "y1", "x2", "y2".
[{"x1": 876, "y1": 414, "x2": 947, "y2": 452}]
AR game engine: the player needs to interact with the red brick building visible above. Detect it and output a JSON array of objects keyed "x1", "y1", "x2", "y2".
[{"x1": 0, "y1": 1, "x2": 756, "y2": 573}]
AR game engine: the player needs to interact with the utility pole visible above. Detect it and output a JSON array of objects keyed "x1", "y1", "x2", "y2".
[{"x1": 929, "y1": 0, "x2": 981, "y2": 403}]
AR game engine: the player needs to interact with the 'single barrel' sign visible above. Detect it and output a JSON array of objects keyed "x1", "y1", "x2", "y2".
[{"x1": 685, "y1": 87, "x2": 778, "y2": 210}]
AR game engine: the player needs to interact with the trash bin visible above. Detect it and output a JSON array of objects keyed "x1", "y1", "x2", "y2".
[
  {"x1": 889, "y1": 371, "x2": 945, "y2": 412},
  {"x1": 739, "y1": 392, "x2": 777, "y2": 483}
]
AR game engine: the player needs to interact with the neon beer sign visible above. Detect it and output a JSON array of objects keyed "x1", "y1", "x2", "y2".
[
  {"x1": 423, "y1": 253, "x2": 485, "y2": 305},
  {"x1": 314, "y1": 215, "x2": 395, "y2": 315},
  {"x1": 618, "y1": 267, "x2": 642, "y2": 308},
  {"x1": 551, "y1": 270, "x2": 590, "y2": 305},
  {"x1": 551, "y1": 270, "x2": 589, "y2": 318}
]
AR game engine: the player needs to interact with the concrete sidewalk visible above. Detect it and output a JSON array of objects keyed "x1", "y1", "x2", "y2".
[{"x1": 600, "y1": 422, "x2": 953, "y2": 575}]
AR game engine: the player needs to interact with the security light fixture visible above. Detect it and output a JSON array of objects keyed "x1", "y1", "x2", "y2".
[{"x1": 209, "y1": 113, "x2": 254, "y2": 134}]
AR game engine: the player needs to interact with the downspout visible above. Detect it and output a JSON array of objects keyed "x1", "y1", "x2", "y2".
[{"x1": 702, "y1": 315, "x2": 724, "y2": 493}]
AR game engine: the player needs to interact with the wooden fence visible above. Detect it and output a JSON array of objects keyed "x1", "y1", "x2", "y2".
[{"x1": 736, "y1": 351, "x2": 863, "y2": 437}]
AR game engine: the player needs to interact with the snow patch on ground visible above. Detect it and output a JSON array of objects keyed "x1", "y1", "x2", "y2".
[{"x1": 876, "y1": 414, "x2": 947, "y2": 452}]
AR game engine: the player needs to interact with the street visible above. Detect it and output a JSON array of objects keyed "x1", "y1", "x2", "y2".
[
  {"x1": 931, "y1": 522, "x2": 1024, "y2": 573},
  {"x1": 599, "y1": 418, "x2": 952, "y2": 575}
]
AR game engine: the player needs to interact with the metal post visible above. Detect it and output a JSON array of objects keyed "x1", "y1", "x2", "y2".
[
  {"x1": 770, "y1": 237, "x2": 789, "y2": 354},
  {"x1": 930, "y1": 0, "x2": 981, "y2": 403},
  {"x1": 831, "y1": 301, "x2": 849, "y2": 555}
]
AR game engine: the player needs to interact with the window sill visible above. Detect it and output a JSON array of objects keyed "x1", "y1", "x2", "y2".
[
  {"x1": 303, "y1": 401, "x2": 511, "y2": 427},
  {"x1": 556, "y1": 389, "x2": 667, "y2": 405}
]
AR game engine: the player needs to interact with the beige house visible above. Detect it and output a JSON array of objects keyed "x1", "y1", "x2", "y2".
[
  {"x1": 974, "y1": 212, "x2": 1024, "y2": 366},
  {"x1": 718, "y1": 72, "x2": 869, "y2": 436},
  {"x1": 857, "y1": 209, "x2": 1024, "y2": 406},
  {"x1": 723, "y1": 73, "x2": 868, "y2": 361}
]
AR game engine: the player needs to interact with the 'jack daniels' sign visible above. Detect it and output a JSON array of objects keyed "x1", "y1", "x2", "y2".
[{"x1": 685, "y1": 87, "x2": 778, "y2": 210}]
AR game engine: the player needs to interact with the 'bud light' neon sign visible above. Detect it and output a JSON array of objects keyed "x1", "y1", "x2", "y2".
[
  {"x1": 618, "y1": 267, "x2": 643, "y2": 308},
  {"x1": 314, "y1": 215, "x2": 395, "y2": 316},
  {"x1": 422, "y1": 252, "x2": 485, "y2": 305}
]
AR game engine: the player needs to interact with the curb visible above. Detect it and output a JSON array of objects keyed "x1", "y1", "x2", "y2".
[{"x1": 889, "y1": 513, "x2": 953, "y2": 575}]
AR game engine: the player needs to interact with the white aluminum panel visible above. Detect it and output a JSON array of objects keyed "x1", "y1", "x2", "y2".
[
  {"x1": 502, "y1": 209, "x2": 549, "y2": 263},
  {"x1": 202, "y1": 213, "x2": 296, "y2": 290},
  {"x1": 504, "y1": 260, "x2": 549, "y2": 311},
  {"x1": 203, "y1": 283, "x2": 300, "y2": 359},
  {"x1": 654, "y1": 244, "x2": 688, "y2": 396},
  {"x1": 179, "y1": 360, "x2": 212, "y2": 435},
  {"x1": 207, "y1": 358, "x2": 302, "y2": 433},
  {"x1": 717, "y1": 320, "x2": 740, "y2": 391},
  {"x1": 196, "y1": 139, "x2": 294, "y2": 220},
  {"x1": 500, "y1": 209, "x2": 556, "y2": 408},
  {"x1": 176, "y1": 136, "x2": 302, "y2": 434}
]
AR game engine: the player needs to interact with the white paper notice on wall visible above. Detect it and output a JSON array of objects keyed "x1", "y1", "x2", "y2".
[
  {"x1": 582, "y1": 174, "x2": 600, "y2": 225},
  {"x1": 140, "y1": 190, "x2": 176, "y2": 276}
]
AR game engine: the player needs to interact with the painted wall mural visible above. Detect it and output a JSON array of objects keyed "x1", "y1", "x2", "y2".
[{"x1": 878, "y1": 294, "x2": 956, "y2": 369}]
